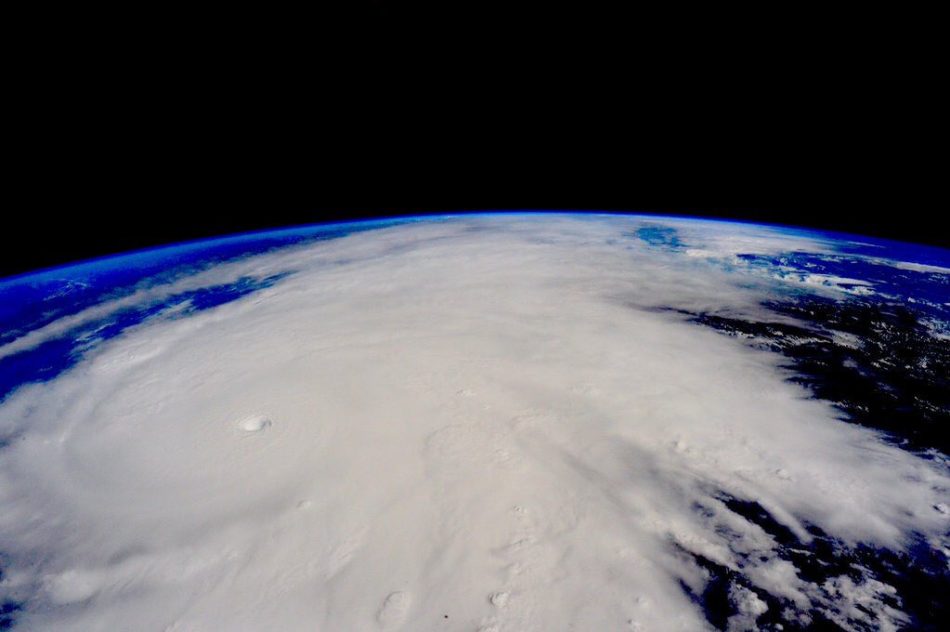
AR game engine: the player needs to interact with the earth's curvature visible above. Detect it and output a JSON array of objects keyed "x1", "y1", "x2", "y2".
[{"x1": 0, "y1": 213, "x2": 947, "y2": 631}]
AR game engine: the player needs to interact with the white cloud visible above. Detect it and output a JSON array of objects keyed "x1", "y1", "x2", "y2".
[{"x1": 0, "y1": 215, "x2": 946, "y2": 630}]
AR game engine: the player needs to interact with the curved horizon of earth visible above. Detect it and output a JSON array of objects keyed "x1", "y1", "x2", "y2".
[{"x1": 0, "y1": 213, "x2": 947, "y2": 631}]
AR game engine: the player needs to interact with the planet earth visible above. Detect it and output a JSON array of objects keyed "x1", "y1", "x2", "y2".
[{"x1": 0, "y1": 213, "x2": 947, "y2": 631}]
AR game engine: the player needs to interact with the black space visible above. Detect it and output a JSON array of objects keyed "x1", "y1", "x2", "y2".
[{"x1": 5, "y1": 3, "x2": 941, "y2": 278}]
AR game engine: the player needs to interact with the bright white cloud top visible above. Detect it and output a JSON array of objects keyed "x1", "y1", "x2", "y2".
[{"x1": 0, "y1": 214, "x2": 947, "y2": 631}]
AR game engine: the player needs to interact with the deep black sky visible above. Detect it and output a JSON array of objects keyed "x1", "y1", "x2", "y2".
[{"x1": 5, "y1": 4, "x2": 940, "y2": 279}]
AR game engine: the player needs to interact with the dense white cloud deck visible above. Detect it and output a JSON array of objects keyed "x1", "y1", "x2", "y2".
[{"x1": 0, "y1": 215, "x2": 947, "y2": 630}]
